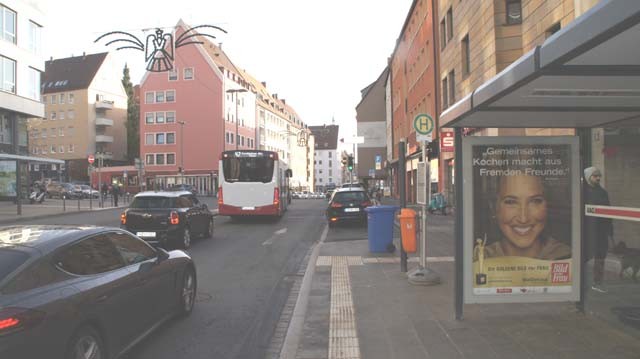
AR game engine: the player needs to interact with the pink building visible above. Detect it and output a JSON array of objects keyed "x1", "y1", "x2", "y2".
[{"x1": 139, "y1": 23, "x2": 225, "y2": 194}]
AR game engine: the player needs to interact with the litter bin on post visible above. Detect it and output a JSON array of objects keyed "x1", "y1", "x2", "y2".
[
  {"x1": 398, "y1": 208, "x2": 417, "y2": 253},
  {"x1": 364, "y1": 205, "x2": 400, "y2": 253}
]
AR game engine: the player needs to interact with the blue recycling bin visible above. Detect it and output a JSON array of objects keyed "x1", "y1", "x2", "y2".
[{"x1": 365, "y1": 205, "x2": 400, "y2": 253}]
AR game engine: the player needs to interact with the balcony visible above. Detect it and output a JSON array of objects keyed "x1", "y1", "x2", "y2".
[
  {"x1": 95, "y1": 117, "x2": 114, "y2": 126},
  {"x1": 95, "y1": 135, "x2": 114, "y2": 143},
  {"x1": 95, "y1": 100, "x2": 114, "y2": 110}
]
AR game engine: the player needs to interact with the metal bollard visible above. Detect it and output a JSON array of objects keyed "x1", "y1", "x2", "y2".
[
  {"x1": 63, "y1": 195, "x2": 66, "y2": 212},
  {"x1": 77, "y1": 197, "x2": 80, "y2": 211}
]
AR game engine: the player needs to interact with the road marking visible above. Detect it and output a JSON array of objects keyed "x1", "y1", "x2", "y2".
[
  {"x1": 329, "y1": 256, "x2": 361, "y2": 359},
  {"x1": 262, "y1": 227, "x2": 288, "y2": 246}
]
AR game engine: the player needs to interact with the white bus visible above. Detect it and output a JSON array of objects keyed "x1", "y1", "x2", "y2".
[{"x1": 218, "y1": 150, "x2": 292, "y2": 217}]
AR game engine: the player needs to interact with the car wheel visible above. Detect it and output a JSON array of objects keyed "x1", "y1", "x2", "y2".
[
  {"x1": 205, "y1": 218, "x2": 214, "y2": 239},
  {"x1": 180, "y1": 227, "x2": 192, "y2": 249},
  {"x1": 179, "y1": 267, "x2": 197, "y2": 317},
  {"x1": 66, "y1": 325, "x2": 105, "y2": 359}
]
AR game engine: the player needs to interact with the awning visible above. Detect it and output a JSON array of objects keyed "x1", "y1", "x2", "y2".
[
  {"x1": 441, "y1": 0, "x2": 640, "y2": 129},
  {"x1": 0, "y1": 154, "x2": 64, "y2": 164}
]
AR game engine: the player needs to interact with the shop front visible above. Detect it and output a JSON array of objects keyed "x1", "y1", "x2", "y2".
[{"x1": 441, "y1": 0, "x2": 640, "y2": 335}]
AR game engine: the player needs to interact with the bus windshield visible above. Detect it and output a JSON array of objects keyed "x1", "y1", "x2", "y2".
[{"x1": 223, "y1": 157, "x2": 275, "y2": 183}]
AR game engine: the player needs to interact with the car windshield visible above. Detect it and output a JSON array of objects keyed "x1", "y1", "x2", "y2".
[
  {"x1": 333, "y1": 191, "x2": 368, "y2": 203},
  {"x1": 130, "y1": 196, "x2": 176, "y2": 208},
  {"x1": 0, "y1": 248, "x2": 30, "y2": 282}
]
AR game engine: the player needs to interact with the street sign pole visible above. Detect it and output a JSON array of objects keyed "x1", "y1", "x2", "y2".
[{"x1": 408, "y1": 115, "x2": 440, "y2": 286}]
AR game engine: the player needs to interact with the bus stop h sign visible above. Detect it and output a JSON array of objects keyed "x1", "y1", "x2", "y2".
[{"x1": 414, "y1": 114, "x2": 434, "y2": 142}]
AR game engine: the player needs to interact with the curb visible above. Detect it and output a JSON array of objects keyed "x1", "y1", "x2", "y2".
[{"x1": 280, "y1": 224, "x2": 329, "y2": 359}]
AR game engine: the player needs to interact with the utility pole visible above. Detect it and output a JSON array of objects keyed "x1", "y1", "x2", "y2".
[{"x1": 178, "y1": 121, "x2": 186, "y2": 184}]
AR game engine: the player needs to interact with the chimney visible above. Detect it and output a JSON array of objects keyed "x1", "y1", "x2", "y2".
[
  {"x1": 282, "y1": 99, "x2": 286, "y2": 105},
  {"x1": 261, "y1": 81, "x2": 267, "y2": 88},
  {"x1": 273, "y1": 93, "x2": 278, "y2": 99}
]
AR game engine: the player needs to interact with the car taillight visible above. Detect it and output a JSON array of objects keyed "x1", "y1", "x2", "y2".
[
  {"x1": 217, "y1": 187, "x2": 223, "y2": 206},
  {"x1": 273, "y1": 188, "x2": 280, "y2": 206},
  {"x1": 331, "y1": 202, "x2": 343, "y2": 208},
  {"x1": 0, "y1": 308, "x2": 45, "y2": 336},
  {"x1": 170, "y1": 211, "x2": 180, "y2": 225},
  {"x1": 120, "y1": 211, "x2": 127, "y2": 225}
]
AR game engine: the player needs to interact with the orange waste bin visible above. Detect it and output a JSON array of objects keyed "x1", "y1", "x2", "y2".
[{"x1": 398, "y1": 208, "x2": 417, "y2": 253}]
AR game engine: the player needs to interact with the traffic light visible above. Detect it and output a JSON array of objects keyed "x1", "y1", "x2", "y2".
[
  {"x1": 341, "y1": 155, "x2": 347, "y2": 167},
  {"x1": 347, "y1": 156, "x2": 354, "y2": 171}
]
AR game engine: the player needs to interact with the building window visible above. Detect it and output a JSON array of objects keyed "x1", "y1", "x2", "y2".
[
  {"x1": 145, "y1": 133, "x2": 154, "y2": 145},
  {"x1": 68, "y1": 110, "x2": 74, "y2": 119},
  {"x1": 440, "y1": 19, "x2": 446, "y2": 50},
  {"x1": 168, "y1": 69, "x2": 178, "y2": 81},
  {"x1": 50, "y1": 95, "x2": 56, "y2": 104},
  {"x1": 166, "y1": 90, "x2": 175, "y2": 102},
  {"x1": 27, "y1": 67, "x2": 41, "y2": 101},
  {"x1": 156, "y1": 154, "x2": 165, "y2": 165},
  {"x1": 166, "y1": 132, "x2": 175, "y2": 144},
  {"x1": 461, "y1": 34, "x2": 470, "y2": 76},
  {"x1": 49, "y1": 128, "x2": 56, "y2": 137},
  {"x1": 155, "y1": 91, "x2": 165, "y2": 103},
  {"x1": 442, "y1": 77, "x2": 449, "y2": 109},
  {"x1": 59, "y1": 145, "x2": 64, "y2": 153},
  {"x1": 506, "y1": 1, "x2": 522, "y2": 25},
  {"x1": 155, "y1": 112, "x2": 165, "y2": 124},
  {"x1": 59, "y1": 128, "x2": 64, "y2": 136},
  {"x1": 1, "y1": 5, "x2": 16, "y2": 43},
  {"x1": 167, "y1": 153, "x2": 176, "y2": 165},
  {"x1": 42, "y1": 95, "x2": 47, "y2": 103},
  {"x1": 28, "y1": 21, "x2": 42, "y2": 54},
  {"x1": 446, "y1": 7, "x2": 453, "y2": 42},
  {"x1": 68, "y1": 144, "x2": 74, "y2": 153},
  {"x1": 50, "y1": 112, "x2": 56, "y2": 120},
  {"x1": 67, "y1": 126, "x2": 74, "y2": 136},
  {"x1": 0, "y1": 55, "x2": 16, "y2": 93},
  {"x1": 68, "y1": 93, "x2": 74, "y2": 104},
  {"x1": 449, "y1": 70, "x2": 456, "y2": 105},
  {"x1": 0, "y1": 115, "x2": 12, "y2": 144},
  {"x1": 184, "y1": 68, "x2": 194, "y2": 80},
  {"x1": 146, "y1": 154, "x2": 154, "y2": 165},
  {"x1": 145, "y1": 113, "x2": 154, "y2": 124},
  {"x1": 145, "y1": 92, "x2": 154, "y2": 104},
  {"x1": 166, "y1": 111, "x2": 175, "y2": 123},
  {"x1": 50, "y1": 145, "x2": 56, "y2": 153},
  {"x1": 59, "y1": 111, "x2": 64, "y2": 120},
  {"x1": 546, "y1": 22, "x2": 561, "y2": 38},
  {"x1": 156, "y1": 133, "x2": 165, "y2": 145},
  {"x1": 59, "y1": 93, "x2": 65, "y2": 104}
]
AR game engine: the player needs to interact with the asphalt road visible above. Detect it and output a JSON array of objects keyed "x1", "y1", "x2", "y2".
[{"x1": 17, "y1": 198, "x2": 328, "y2": 359}]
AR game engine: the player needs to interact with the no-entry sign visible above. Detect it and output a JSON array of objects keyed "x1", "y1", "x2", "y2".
[{"x1": 88, "y1": 154, "x2": 95, "y2": 164}]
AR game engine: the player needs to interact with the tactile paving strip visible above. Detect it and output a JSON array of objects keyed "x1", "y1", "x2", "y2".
[{"x1": 329, "y1": 256, "x2": 361, "y2": 359}]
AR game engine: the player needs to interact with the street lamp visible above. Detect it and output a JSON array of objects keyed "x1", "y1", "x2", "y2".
[
  {"x1": 178, "y1": 120, "x2": 186, "y2": 184},
  {"x1": 226, "y1": 88, "x2": 247, "y2": 150}
]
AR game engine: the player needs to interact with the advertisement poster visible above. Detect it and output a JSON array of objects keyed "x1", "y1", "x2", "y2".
[
  {"x1": 463, "y1": 137, "x2": 580, "y2": 304},
  {"x1": 0, "y1": 160, "x2": 17, "y2": 198}
]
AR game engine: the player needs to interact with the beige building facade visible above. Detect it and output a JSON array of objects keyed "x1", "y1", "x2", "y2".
[{"x1": 31, "y1": 52, "x2": 127, "y2": 181}]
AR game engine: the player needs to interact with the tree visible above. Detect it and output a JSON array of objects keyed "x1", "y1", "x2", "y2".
[{"x1": 122, "y1": 64, "x2": 139, "y2": 162}]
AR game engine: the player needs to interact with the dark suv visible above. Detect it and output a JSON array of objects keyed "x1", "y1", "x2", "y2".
[
  {"x1": 326, "y1": 188, "x2": 373, "y2": 227},
  {"x1": 121, "y1": 191, "x2": 213, "y2": 249}
]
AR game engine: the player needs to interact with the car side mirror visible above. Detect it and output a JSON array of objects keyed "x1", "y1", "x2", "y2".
[{"x1": 156, "y1": 247, "x2": 170, "y2": 263}]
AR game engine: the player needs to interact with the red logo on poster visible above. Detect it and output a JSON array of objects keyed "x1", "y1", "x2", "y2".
[
  {"x1": 496, "y1": 288, "x2": 512, "y2": 294},
  {"x1": 441, "y1": 131, "x2": 454, "y2": 152},
  {"x1": 551, "y1": 263, "x2": 570, "y2": 283}
]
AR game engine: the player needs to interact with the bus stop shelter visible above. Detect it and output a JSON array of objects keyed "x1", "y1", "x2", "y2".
[{"x1": 439, "y1": 0, "x2": 640, "y2": 319}]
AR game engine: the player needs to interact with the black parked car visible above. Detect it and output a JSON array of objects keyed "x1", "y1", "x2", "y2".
[
  {"x1": 121, "y1": 191, "x2": 214, "y2": 249},
  {"x1": 0, "y1": 225, "x2": 196, "y2": 359},
  {"x1": 326, "y1": 188, "x2": 373, "y2": 227}
]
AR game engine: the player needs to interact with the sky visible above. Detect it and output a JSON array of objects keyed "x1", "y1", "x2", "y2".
[{"x1": 31, "y1": 0, "x2": 412, "y2": 142}]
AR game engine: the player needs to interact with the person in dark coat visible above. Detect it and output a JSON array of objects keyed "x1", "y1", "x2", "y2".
[
  {"x1": 112, "y1": 183, "x2": 120, "y2": 207},
  {"x1": 584, "y1": 166, "x2": 613, "y2": 293}
]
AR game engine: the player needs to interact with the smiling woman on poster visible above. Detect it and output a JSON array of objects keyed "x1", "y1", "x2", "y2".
[{"x1": 480, "y1": 174, "x2": 571, "y2": 260}]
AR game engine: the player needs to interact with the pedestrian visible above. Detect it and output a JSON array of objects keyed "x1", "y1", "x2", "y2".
[
  {"x1": 112, "y1": 183, "x2": 120, "y2": 207},
  {"x1": 101, "y1": 182, "x2": 108, "y2": 200},
  {"x1": 584, "y1": 166, "x2": 613, "y2": 293}
]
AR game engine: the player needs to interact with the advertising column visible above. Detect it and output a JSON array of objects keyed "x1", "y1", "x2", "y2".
[{"x1": 463, "y1": 137, "x2": 580, "y2": 304}]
